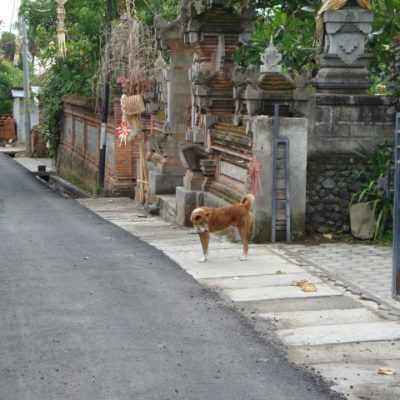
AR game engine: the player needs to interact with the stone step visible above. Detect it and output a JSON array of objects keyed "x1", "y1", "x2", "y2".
[
  {"x1": 200, "y1": 273, "x2": 323, "y2": 290},
  {"x1": 277, "y1": 321, "x2": 400, "y2": 346},
  {"x1": 158, "y1": 194, "x2": 177, "y2": 224},
  {"x1": 287, "y1": 340, "x2": 400, "y2": 365},
  {"x1": 259, "y1": 308, "x2": 382, "y2": 330},
  {"x1": 222, "y1": 283, "x2": 342, "y2": 302}
]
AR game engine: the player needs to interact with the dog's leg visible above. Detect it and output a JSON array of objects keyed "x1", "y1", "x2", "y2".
[
  {"x1": 198, "y1": 232, "x2": 209, "y2": 263},
  {"x1": 238, "y1": 223, "x2": 249, "y2": 261}
]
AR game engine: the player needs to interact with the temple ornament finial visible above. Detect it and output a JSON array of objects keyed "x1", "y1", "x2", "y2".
[{"x1": 260, "y1": 38, "x2": 282, "y2": 73}]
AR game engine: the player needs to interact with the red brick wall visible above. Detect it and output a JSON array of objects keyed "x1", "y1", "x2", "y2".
[{"x1": 58, "y1": 95, "x2": 140, "y2": 196}]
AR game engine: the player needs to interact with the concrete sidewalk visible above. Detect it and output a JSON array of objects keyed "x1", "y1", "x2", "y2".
[{"x1": 76, "y1": 197, "x2": 400, "y2": 400}]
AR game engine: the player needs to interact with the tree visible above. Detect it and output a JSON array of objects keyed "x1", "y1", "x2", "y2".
[
  {"x1": 0, "y1": 57, "x2": 23, "y2": 114},
  {"x1": 0, "y1": 32, "x2": 17, "y2": 62},
  {"x1": 368, "y1": 0, "x2": 400, "y2": 84},
  {"x1": 233, "y1": 1, "x2": 318, "y2": 74},
  {"x1": 18, "y1": 0, "x2": 180, "y2": 155},
  {"x1": 232, "y1": 0, "x2": 399, "y2": 84}
]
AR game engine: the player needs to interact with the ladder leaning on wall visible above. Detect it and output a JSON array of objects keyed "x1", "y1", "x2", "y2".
[{"x1": 271, "y1": 104, "x2": 291, "y2": 242}]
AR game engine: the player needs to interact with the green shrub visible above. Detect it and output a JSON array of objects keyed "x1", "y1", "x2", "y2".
[{"x1": 350, "y1": 141, "x2": 394, "y2": 240}]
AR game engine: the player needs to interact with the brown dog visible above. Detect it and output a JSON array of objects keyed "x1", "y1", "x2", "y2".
[{"x1": 190, "y1": 194, "x2": 255, "y2": 262}]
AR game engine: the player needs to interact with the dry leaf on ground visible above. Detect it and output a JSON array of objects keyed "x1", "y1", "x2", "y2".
[
  {"x1": 301, "y1": 284, "x2": 317, "y2": 292},
  {"x1": 292, "y1": 279, "x2": 308, "y2": 287},
  {"x1": 291, "y1": 279, "x2": 318, "y2": 292},
  {"x1": 378, "y1": 368, "x2": 396, "y2": 375}
]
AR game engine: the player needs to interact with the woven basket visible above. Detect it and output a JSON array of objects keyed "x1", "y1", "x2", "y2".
[{"x1": 121, "y1": 94, "x2": 145, "y2": 115}]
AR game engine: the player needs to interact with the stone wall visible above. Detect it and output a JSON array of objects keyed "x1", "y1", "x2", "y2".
[
  {"x1": 305, "y1": 93, "x2": 396, "y2": 236},
  {"x1": 308, "y1": 94, "x2": 396, "y2": 156},
  {"x1": 58, "y1": 96, "x2": 139, "y2": 196},
  {"x1": 306, "y1": 156, "x2": 362, "y2": 235}
]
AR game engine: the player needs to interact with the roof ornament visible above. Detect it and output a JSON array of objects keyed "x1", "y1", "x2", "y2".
[{"x1": 260, "y1": 37, "x2": 282, "y2": 73}]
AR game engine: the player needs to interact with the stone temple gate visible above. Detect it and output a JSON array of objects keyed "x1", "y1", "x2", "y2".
[{"x1": 145, "y1": 0, "x2": 309, "y2": 242}]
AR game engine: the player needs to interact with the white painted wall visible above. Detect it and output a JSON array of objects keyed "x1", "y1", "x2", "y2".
[{"x1": 11, "y1": 88, "x2": 40, "y2": 144}]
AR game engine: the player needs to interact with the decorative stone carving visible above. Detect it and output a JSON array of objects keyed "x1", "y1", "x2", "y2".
[
  {"x1": 180, "y1": 143, "x2": 208, "y2": 170},
  {"x1": 154, "y1": 53, "x2": 168, "y2": 104},
  {"x1": 313, "y1": 3, "x2": 374, "y2": 93},
  {"x1": 260, "y1": 39, "x2": 282, "y2": 73}
]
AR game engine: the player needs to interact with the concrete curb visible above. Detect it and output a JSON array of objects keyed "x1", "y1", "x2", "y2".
[{"x1": 47, "y1": 175, "x2": 91, "y2": 199}]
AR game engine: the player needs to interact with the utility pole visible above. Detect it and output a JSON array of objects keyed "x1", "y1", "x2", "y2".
[
  {"x1": 21, "y1": 18, "x2": 32, "y2": 156},
  {"x1": 98, "y1": 0, "x2": 112, "y2": 189},
  {"x1": 393, "y1": 112, "x2": 400, "y2": 300}
]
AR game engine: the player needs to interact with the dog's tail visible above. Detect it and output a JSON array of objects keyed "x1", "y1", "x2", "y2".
[{"x1": 240, "y1": 194, "x2": 255, "y2": 210}]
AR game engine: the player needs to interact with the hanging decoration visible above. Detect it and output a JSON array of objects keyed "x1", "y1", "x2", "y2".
[
  {"x1": 125, "y1": 0, "x2": 133, "y2": 16},
  {"x1": 96, "y1": 0, "x2": 156, "y2": 108},
  {"x1": 13, "y1": 36, "x2": 22, "y2": 66},
  {"x1": 120, "y1": 93, "x2": 145, "y2": 140},
  {"x1": 246, "y1": 155, "x2": 262, "y2": 196},
  {"x1": 116, "y1": 120, "x2": 130, "y2": 147},
  {"x1": 56, "y1": 0, "x2": 67, "y2": 58}
]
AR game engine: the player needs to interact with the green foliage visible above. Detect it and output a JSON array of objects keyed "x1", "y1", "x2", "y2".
[
  {"x1": 0, "y1": 58, "x2": 23, "y2": 114},
  {"x1": 20, "y1": 0, "x2": 106, "y2": 156},
  {"x1": 368, "y1": 0, "x2": 400, "y2": 81},
  {"x1": 132, "y1": 0, "x2": 179, "y2": 24},
  {"x1": 0, "y1": 32, "x2": 17, "y2": 62},
  {"x1": 20, "y1": 0, "x2": 179, "y2": 156},
  {"x1": 351, "y1": 142, "x2": 394, "y2": 240},
  {"x1": 37, "y1": 39, "x2": 99, "y2": 156},
  {"x1": 233, "y1": 0, "x2": 399, "y2": 85},
  {"x1": 233, "y1": 2, "x2": 318, "y2": 74}
]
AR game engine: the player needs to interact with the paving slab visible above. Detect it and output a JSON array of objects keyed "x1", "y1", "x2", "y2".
[
  {"x1": 351, "y1": 382, "x2": 400, "y2": 400},
  {"x1": 180, "y1": 262, "x2": 304, "y2": 280},
  {"x1": 310, "y1": 361, "x2": 400, "y2": 400},
  {"x1": 200, "y1": 273, "x2": 323, "y2": 290},
  {"x1": 146, "y1": 237, "x2": 201, "y2": 250},
  {"x1": 222, "y1": 284, "x2": 343, "y2": 302},
  {"x1": 123, "y1": 227, "x2": 187, "y2": 239},
  {"x1": 287, "y1": 341, "x2": 400, "y2": 364},
  {"x1": 159, "y1": 238, "x2": 245, "y2": 251},
  {"x1": 278, "y1": 321, "x2": 400, "y2": 346},
  {"x1": 280, "y1": 243, "x2": 400, "y2": 312},
  {"x1": 175, "y1": 255, "x2": 304, "y2": 274},
  {"x1": 259, "y1": 308, "x2": 383, "y2": 330}
]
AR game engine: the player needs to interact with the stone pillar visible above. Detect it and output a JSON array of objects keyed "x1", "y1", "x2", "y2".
[
  {"x1": 313, "y1": 3, "x2": 374, "y2": 93},
  {"x1": 151, "y1": 16, "x2": 194, "y2": 195}
]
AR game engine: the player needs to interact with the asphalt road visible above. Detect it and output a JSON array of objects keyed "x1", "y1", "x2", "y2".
[{"x1": 0, "y1": 153, "x2": 338, "y2": 400}]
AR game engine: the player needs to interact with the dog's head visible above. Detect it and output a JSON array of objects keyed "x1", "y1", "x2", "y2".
[{"x1": 190, "y1": 208, "x2": 210, "y2": 233}]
